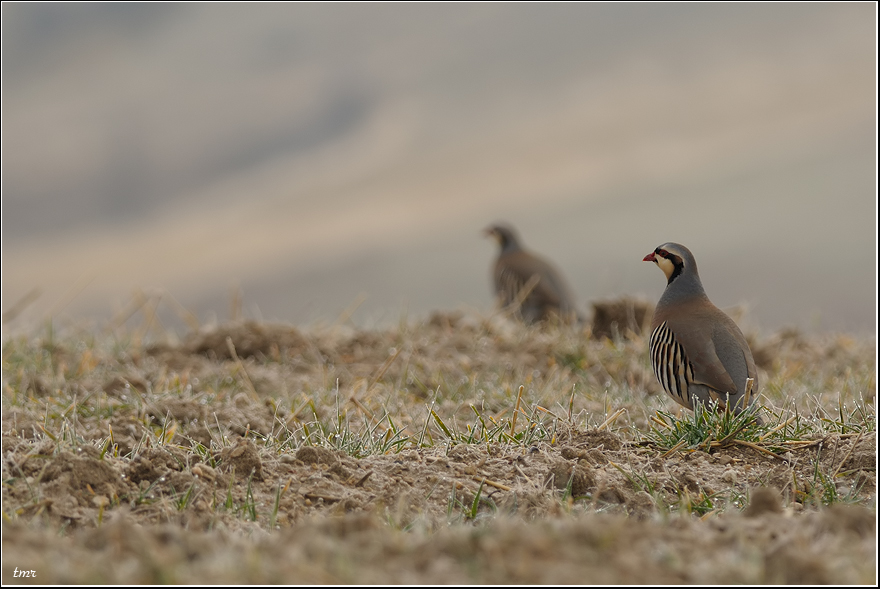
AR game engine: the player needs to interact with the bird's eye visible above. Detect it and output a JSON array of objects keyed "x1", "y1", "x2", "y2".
[{"x1": 655, "y1": 248, "x2": 668, "y2": 258}]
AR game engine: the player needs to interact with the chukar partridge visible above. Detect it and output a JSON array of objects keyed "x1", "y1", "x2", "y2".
[
  {"x1": 485, "y1": 224, "x2": 581, "y2": 324},
  {"x1": 643, "y1": 243, "x2": 760, "y2": 418}
]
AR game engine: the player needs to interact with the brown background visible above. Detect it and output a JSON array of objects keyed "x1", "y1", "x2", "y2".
[{"x1": 2, "y1": 3, "x2": 876, "y2": 334}]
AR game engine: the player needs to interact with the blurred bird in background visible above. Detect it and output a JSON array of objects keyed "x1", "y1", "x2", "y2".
[{"x1": 485, "y1": 223, "x2": 582, "y2": 325}]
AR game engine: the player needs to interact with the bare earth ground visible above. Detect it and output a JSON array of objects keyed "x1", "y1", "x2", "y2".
[{"x1": 1, "y1": 307, "x2": 876, "y2": 584}]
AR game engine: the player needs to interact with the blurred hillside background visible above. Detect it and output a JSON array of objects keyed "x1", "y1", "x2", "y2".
[{"x1": 1, "y1": 3, "x2": 876, "y2": 335}]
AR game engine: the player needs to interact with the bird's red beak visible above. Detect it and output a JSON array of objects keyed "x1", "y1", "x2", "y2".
[{"x1": 643, "y1": 252, "x2": 656, "y2": 262}]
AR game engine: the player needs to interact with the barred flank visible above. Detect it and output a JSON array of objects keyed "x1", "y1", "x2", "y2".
[{"x1": 649, "y1": 321, "x2": 694, "y2": 406}]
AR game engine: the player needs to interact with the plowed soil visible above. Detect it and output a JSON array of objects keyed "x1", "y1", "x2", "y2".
[{"x1": 2, "y1": 312, "x2": 876, "y2": 584}]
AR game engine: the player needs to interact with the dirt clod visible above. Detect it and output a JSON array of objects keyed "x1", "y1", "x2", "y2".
[
  {"x1": 744, "y1": 487, "x2": 784, "y2": 517},
  {"x1": 220, "y1": 438, "x2": 263, "y2": 480}
]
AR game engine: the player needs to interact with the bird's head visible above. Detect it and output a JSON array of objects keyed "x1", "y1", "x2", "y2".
[
  {"x1": 643, "y1": 242, "x2": 697, "y2": 284},
  {"x1": 484, "y1": 224, "x2": 521, "y2": 252}
]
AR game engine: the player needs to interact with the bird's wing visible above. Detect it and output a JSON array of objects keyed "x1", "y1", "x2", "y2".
[
  {"x1": 497, "y1": 251, "x2": 569, "y2": 307},
  {"x1": 667, "y1": 311, "x2": 741, "y2": 396}
]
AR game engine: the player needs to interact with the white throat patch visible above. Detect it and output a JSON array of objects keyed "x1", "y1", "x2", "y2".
[{"x1": 656, "y1": 256, "x2": 676, "y2": 280}]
